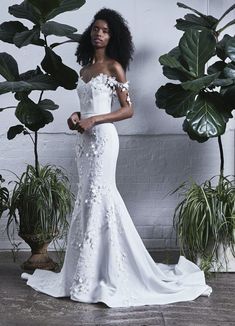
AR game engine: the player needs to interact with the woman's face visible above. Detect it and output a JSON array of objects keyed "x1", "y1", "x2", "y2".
[{"x1": 90, "y1": 19, "x2": 111, "y2": 49}]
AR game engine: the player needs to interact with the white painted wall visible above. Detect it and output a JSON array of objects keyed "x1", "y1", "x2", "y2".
[{"x1": 0, "y1": 0, "x2": 234, "y2": 250}]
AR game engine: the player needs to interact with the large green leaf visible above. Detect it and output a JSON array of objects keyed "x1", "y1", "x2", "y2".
[
  {"x1": 19, "y1": 66, "x2": 43, "y2": 81},
  {"x1": 159, "y1": 53, "x2": 193, "y2": 78},
  {"x1": 7, "y1": 125, "x2": 24, "y2": 140},
  {"x1": 216, "y1": 34, "x2": 232, "y2": 61},
  {"x1": 224, "y1": 63, "x2": 235, "y2": 79},
  {"x1": 179, "y1": 29, "x2": 216, "y2": 77},
  {"x1": 15, "y1": 98, "x2": 53, "y2": 131},
  {"x1": 162, "y1": 66, "x2": 189, "y2": 82},
  {"x1": 67, "y1": 33, "x2": 81, "y2": 42},
  {"x1": 50, "y1": 33, "x2": 81, "y2": 49},
  {"x1": 8, "y1": 1, "x2": 41, "y2": 25},
  {"x1": 0, "y1": 81, "x2": 33, "y2": 95},
  {"x1": 15, "y1": 66, "x2": 45, "y2": 100},
  {"x1": 207, "y1": 61, "x2": 233, "y2": 86},
  {"x1": 13, "y1": 27, "x2": 44, "y2": 48},
  {"x1": 41, "y1": 47, "x2": 78, "y2": 89},
  {"x1": 176, "y1": 14, "x2": 218, "y2": 32},
  {"x1": 183, "y1": 119, "x2": 208, "y2": 143},
  {"x1": 155, "y1": 83, "x2": 196, "y2": 117},
  {"x1": 207, "y1": 61, "x2": 227, "y2": 75},
  {"x1": 226, "y1": 37, "x2": 235, "y2": 61},
  {"x1": 212, "y1": 79, "x2": 233, "y2": 87},
  {"x1": 28, "y1": 0, "x2": 60, "y2": 17},
  {"x1": 176, "y1": 19, "x2": 212, "y2": 32},
  {"x1": 177, "y1": 2, "x2": 216, "y2": 22},
  {"x1": 0, "y1": 75, "x2": 58, "y2": 95},
  {"x1": 176, "y1": 3, "x2": 218, "y2": 31},
  {"x1": 0, "y1": 21, "x2": 28, "y2": 44},
  {"x1": 222, "y1": 85, "x2": 235, "y2": 110},
  {"x1": 45, "y1": 0, "x2": 86, "y2": 21},
  {"x1": 186, "y1": 92, "x2": 228, "y2": 138},
  {"x1": 0, "y1": 52, "x2": 19, "y2": 81},
  {"x1": 161, "y1": 46, "x2": 191, "y2": 81},
  {"x1": 41, "y1": 21, "x2": 77, "y2": 36},
  {"x1": 38, "y1": 99, "x2": 59, "y2": 111},
  {"x1": 26, "y1": 74, "x2": 59, "y2": 90},
  {"x1": 181, "y1": 73, "x2": 220, "y2": 92}
]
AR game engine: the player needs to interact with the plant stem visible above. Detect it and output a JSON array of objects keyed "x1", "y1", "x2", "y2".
[
  {"x1": 218, "y1": 135, "x2": 224, "y2": 177},
  {"x1": 33, "y1": 90, "x2": 44, "y2": 177},
  {"x1": 34, "y1": 131, "x2": 39, "y2": 177}
]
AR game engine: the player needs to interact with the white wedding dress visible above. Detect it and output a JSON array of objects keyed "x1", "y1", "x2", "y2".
[{"x1": 22, "y1": 73, "x2": 212, "y2": 307}]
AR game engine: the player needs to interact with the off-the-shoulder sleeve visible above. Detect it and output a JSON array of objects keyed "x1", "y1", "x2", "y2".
[{"x1": 112, "y1": 80, "x2": 132, "y2": 106}]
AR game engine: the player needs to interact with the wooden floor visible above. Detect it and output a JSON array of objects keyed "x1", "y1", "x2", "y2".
[{"x1": 0, "y1": 252, "x2": 235, "y2": 326}]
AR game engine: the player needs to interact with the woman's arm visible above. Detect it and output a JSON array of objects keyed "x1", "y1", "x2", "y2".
[{"x1": 77, "y1": 63, "x2": 133, "y2": 132}]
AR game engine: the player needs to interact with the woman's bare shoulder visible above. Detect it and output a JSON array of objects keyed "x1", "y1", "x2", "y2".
[{"x1": 108, "y1": 60, "x2": 126, "y2": 82}]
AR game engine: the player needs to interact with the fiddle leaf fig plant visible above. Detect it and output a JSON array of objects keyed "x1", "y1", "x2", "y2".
[
  {"x1": 156, "y1": 2, "x2": 235, "y2": 150},
  {"x1": 0, "y1": 0, "x2": 85, "y2": 174},
  {"x1": 0, "y1": 0, "x2": 86, "y2": 268},
  {"x1": 156, "y1": 2, "x2": 235, "y2": 273}
]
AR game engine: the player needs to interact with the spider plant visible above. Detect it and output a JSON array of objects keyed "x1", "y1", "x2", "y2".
[
  {"x1": 8, "y1": 164, "x2": 73, "y2": 243},
  {"x1": 174, "y1": 176, "x2": 235, "y2": 273},
  {"x1": 0, "y1": 175, "x2": 9, "y2": 218}
]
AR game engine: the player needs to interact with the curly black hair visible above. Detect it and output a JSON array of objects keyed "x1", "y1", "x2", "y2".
[{"x1": 75, "y1": 8, "x2": 134, "y2": 71}]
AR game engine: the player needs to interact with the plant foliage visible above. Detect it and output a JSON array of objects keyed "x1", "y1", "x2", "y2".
[
  {"x1": 174, "y1": 176, "x2": 235, "y2": 272},
  {"x1": 8, "y1": 165, "x2": 74, "y2": 241},
  {"x1": 0, "y1": 175, "x2": 9, "y2": 217},
  {"x1": 156, "y1": 2, "x2": 235, "y2": 142},
  {"x1": 0, "y1": 0, "x2": 86, "y2": 154},
  {"x1": 0, "y1": 1, "x2": 85, "y2": 246},
  {"x1": 158, "y1": 3, "x2": 235, "y2": 273}
]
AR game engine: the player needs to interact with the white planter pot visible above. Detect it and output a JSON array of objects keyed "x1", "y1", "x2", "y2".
[
  {"x1": 197, "y1": 230, "x2": 235, "y2": 272},
  {"x1": 210, "y1": 245, "x2": 235, "y2": 272}
]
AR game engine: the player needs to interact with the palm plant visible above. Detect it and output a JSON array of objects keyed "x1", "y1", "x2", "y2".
[{"x1": 156, "y1": 2, "x2": 235, "y2": 272}]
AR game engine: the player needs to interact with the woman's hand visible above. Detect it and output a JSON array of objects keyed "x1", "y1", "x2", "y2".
[
  {"x1": 67, "y1": 112, "x2": 80, "y2": 130},
  {"x1": 77, "y1": 117, "x2": 96, "y2": 133}
]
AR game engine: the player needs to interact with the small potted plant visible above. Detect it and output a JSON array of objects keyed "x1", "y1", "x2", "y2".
[
  {"x1": 156, "y1": 2, "x2": 235, "y2": 273},
  {"x1": 8, "y1": 164, "x2": 73, "y2": 270}
]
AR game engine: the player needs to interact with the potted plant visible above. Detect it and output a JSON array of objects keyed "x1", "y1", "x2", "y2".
[
  {"x1": 8, "y1": 164, "x2": 73, "y2": 270},
  {"x1": 0, "y1": 175, "x2": 9, "y2": 219},
  {"x1": 0, "y1": 0, "x2": 86, "y2": 269},
  {"x1": 155, "y1": 2, "x2": 235, "y2": 273}
]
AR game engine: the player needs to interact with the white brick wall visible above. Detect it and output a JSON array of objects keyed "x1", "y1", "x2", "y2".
[
  {"x1": 1, "y1": 130, "x2": 234, "y2": 250},
  {"x1": 0, "y1": 0, "x2": 234, "y2": 252}
]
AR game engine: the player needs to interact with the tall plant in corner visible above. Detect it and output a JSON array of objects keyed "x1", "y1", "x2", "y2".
[
  {"x1": 156, "y1": 2, "x2": 235, "y2": 272},
  {"x1": 0, "y1": 0, "x2": 85, "y2": 270}
]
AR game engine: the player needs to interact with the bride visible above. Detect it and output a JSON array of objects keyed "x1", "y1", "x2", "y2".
[{"x1": 21, "y1": 8, "x2": 212, "y2": 308}]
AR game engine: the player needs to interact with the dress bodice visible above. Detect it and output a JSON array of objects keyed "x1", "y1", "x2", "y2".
[{"x1": 76, "y1": 73, "x2": 130, "y2": 118}]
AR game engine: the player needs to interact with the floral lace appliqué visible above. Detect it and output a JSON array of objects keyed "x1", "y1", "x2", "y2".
[{"x1": 79, "y1": 73, "x2": 132, "y2": 106}]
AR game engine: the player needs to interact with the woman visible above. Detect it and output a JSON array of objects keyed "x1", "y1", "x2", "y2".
[{"x1": 22, "y1": 8, "x2": 212, "y2": 308}]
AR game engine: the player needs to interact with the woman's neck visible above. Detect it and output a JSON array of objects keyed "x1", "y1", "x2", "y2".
[{"x1": 92, "y1": 48, "x2": 107, "y2": 64}]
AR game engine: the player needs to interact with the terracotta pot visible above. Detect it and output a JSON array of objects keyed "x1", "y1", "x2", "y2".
[{"x1": 19, "y1": 233, "x2": 58, "y2": 271}]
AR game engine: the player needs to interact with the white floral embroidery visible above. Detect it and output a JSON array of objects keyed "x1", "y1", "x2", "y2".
[{"x1": 77, "y1": 73, "x2": 132, "y2": 106}]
